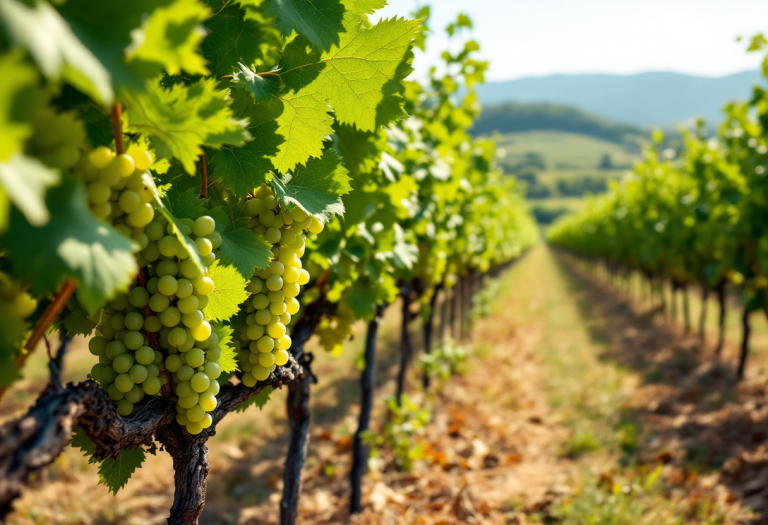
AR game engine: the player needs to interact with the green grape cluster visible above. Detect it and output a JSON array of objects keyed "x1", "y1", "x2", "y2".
[
  {"x1": 141, "y1": 213, "x2": 222, "y2": 435},
  {"x1": 74, "y1": 144, "x2": 156, "y2": 230},
  {"x1": 315, "y1": 302, "x2": 356, "y2": 356},
  {"x1": 0, "y1": 272, "x2": 38, "y2": 320},
  {"x1": 236, "y1": 185, "x2": 322, "y2": 386},
  {"x1": 83, "y1": 144, "x2": 224, "y2": 435}
]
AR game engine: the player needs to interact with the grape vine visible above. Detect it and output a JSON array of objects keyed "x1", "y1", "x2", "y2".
[{"x1": 0, "y1": 2, "x2": 537, "y2": 524}]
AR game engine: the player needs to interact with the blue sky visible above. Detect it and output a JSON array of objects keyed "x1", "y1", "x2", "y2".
[{"x1": 373, "y1": 0, "x2": 768, "y2": 81}]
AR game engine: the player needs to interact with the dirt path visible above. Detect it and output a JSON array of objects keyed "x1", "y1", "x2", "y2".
[{"x1": 8, "y1": 245, "x2": 768, "y2": 524}]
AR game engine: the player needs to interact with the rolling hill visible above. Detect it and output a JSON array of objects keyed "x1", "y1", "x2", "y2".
[
  {"x1": 472, "y1": 102, "x2": 645, "y2": 143},
  {"x1": 472, "y1": 71, "x2": 762, "y2": 128}
]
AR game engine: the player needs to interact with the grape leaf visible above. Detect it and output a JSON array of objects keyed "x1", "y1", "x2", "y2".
[
  {"x1": 237, "y1": 385, "x2": 273, "y2": 412},
  {"x1": 280, "y1": 17, "x2": 420, "y2": 131},
  {"x1": 57, "y1": 0, "x2": 207, "y2": 95},
  {"x1": 129, "y1": 0, "x2": 210, "y2": 77},
  {"x1": 70, "y1": 427, "x2": 97, "y2": 461},
  {"x1": 203, "y1": 260, "x2": 248, "y2": 322},
  {"x1": 201, "y1": 0, "x2": 275, "y2": 80},
  {"x1": 142, "y1": 176, "x2": 205, "y2": 275},
  {"x1": 62, "y1": 298, "x2": 98, "y2": 337},
  {"x1": 125, "y1": 79, "x2": 250, "y2": 174},
  {"x1": 72, "y1": 429, "x2": 147, "y2": 494},
  {"x1": 334, "y1": 123, "x2": 383, "y2": 175},
  {"x1": 210, "y1": 92, "x2": 282, "y2": 196},
  {"x1": 5, "y1": 176, "x2": 137, "y2": 314},
  {"x1": 0, "y1": 0, "x2": 112, "y2": 103},
  {"x1": 208, "y1": 205, "x2": 273, "y2": 278},
  {"x1": 213, "y1": 323, "x2": 238, "y2": 373},
  {"x1": 270, "y1": 90, "x2": 334, "y2": 175},
  {"x1": 98, "y1": 448, "x2": 146, "y2": 495},
  {"x1": 266, "y1": 0, "x2": 345, "y2": 52},
  {"x1": 272, "y1": 150, "x2": 350, "y2": 221},
  {"x1": 344, "y1": 0, "x2": 387, "y2": 14},
  {"x1": 233, "y1": 63, "x2": 280, "y2": 103},
  {"x1": 345, "y1": 274, "x2": 396, "y2": 320},
  {"x1": 0, "y1": 154, "x2": 60, "y2": 227},
  {"x1": 0, "y1": 51, "x2": 44, "y2": 162}
]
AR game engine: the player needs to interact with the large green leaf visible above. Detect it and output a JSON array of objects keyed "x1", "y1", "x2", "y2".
[
  {"x1": 57, "y1": 0, "x2": 206, "y2": 95},
  {"x1": 212, "y1": 323, "x2": 238, "y2": 373},
  {"x1": 201, "y1": 0, "x2": 278, "y2": 80},
  {"x1": 0, "y1": 51, "x2": 44, "y2": 162},
  {"x1": 129, "y1": 0, "x2": 210, "y2": 77},
  {"x1": 266, "y1": 0, "x2": 390, "y2": 52},
  {"x1": 236, "y1": 385, "x2": 273, "y2": 412},
  {"x1": 203, "y1": 260, "x2": 248, "y2": 322},
  {"x1": 5, "y1": 176, "x2": 137, "y2": 314},
  {"x1": 0, "y1": 0, "x2": 112, "y2": 103},
  {"x1": 266, "y1": 0, "x2": 345, "y2": 52},
  {"x1": 272, "y1": 150, "x2": 350, "y2": 221},
  {"x1": 233, "y1": 63, "x2": 280, "y2": 103},
  {"x1": 280, "y1": 17, "x2": 420, "y2": 131},
  {"x1": 270, "y1": 89, "x2": 334, "y2": 174},
  {"x1": 125, "y1": 79, "x2": 250, "y2": 174},
  {"x1": 0, "y1": 154, "x2": 60, "y2": 227},
  {"x1": 209, "y1": 92, "x2": 282, "y2": 196},
  {"x1": 98, "y1": 448, "x2": 146, "y2": 495},
  {"x1": 208, "y1": 204, "x2": 273, "y2": 278}
]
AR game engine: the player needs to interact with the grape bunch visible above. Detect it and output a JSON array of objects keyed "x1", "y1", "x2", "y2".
[
  {"x1": 74, "y1": 144, "x2": 156, "y2": 233},
  {"x1": 237, "y1": 185, "x2": 322, "y2": 386},
  {"x1": 0, "y1": 272, "x2": 38, "y2": 322},
  {"x1": 80, "y1": 142, "x2": 225, "y2": 434},
  {"x1": 315, "y1": 302, "x2": 356, "y2": 356},
  {"x1": 89, "y1": 212, "x2": 223, "y2": 434}
]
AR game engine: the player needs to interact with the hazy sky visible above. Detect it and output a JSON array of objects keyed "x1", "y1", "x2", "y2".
[{"x1": 373, "y1": 0, "x2": 768, "y2": 81}]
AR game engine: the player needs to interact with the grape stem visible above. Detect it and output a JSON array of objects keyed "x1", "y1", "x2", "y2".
[
  {"x1": 110, "y1": 103, "x2": 124, "y2": 155},
  {"x1": 200, "y1": 154, "x2": 208, "y2": 199}
]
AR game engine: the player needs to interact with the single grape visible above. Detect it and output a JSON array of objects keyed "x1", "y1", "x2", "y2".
[
  {"x1": 185, "y1": 348, "x2": 205, "y2": 368},
  {"x1": 274, "y1": 349, "x2": 290, "y2": 366},
  {"x1": 124, "y1": 330, "x2": 144, "y2": 350},
  {"x1": 143, "y1": 377, "x2": 162, "y2": 395},
  {"x1": 89, "y1": 147, "x2": 114, "y2": 168},
  {"x1": 135, "y1": 345, "x2": 155, "y2": 365},
  {"x1": 186, "y1": 405, "x2": 205, "y2": 423},
  {"x1": 158, "y1": 275, "x2": 178, "y2": 296},
  {"x1": 190, "y1": 372, "x2": 210, "y2": 393},
  {"x1": 190, "y1": 321, "x2": 212, "y2": 342},
  {"x1": 117, "y1": 400, "x2": 134, "y2": 416},
  {"x1": 149, "y1": 293, "x2": 170, "y2": 313},
  {"x1": 129, "y1": 364, "x2": 148, "y2": 384},
  {"x1": 178, "y1": 394, "x2": 199, "y2": 409},
  {"x1": 165, "y1": 354, "x2": 182, "y2": 373},
  {"x1": 160, "y1": 306, "x2": 181, "y2": 327},
  {"x1": 115, "y1": 373, "x2": 135, "y2": 393},
  {"x1": 89, "y1": 336, "x2": 107, "y2": 356},
  {"x1": 193, "y1": 216, "x2": 216, "y2": 237}
]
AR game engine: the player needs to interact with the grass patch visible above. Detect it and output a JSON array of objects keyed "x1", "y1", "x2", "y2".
[
  {"x1": 562, "y1": 428, "x2": 600, "y2": 458},
  {"x1": 552, "y1": 466, "x2": 725, "y2": 525}
]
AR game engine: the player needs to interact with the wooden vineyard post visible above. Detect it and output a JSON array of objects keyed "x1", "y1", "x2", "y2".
[{"x1": 350, "y1": 304, "x2": 386, "y2": 514}]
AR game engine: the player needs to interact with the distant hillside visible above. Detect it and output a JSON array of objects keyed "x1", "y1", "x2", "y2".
[
  {"x1": 472, "y1": 102, "x2": 644, "y2": 143},
  {"x1": 472, "y1": 71, "x2": 763, "y2": 128}
]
